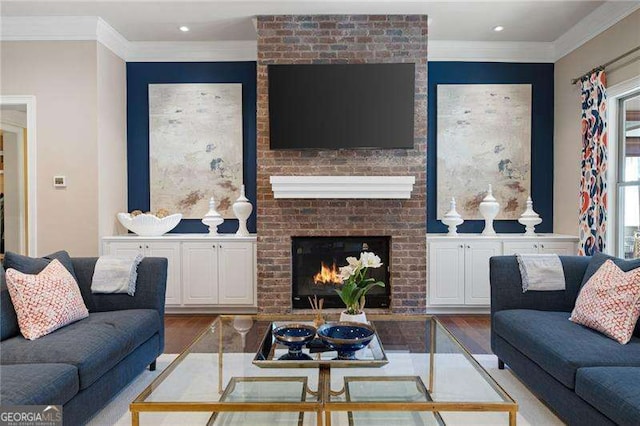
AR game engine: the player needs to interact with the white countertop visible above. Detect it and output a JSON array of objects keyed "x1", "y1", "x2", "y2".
[
  {"x1": 103, "y1": 233, "x2": 257, "y2": 241},
  {"x1": 426, "y1": 233, "x2": 578, "y2": 240}
]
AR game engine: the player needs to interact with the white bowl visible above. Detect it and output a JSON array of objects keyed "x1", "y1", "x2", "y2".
[{"x1": 117, "y1": 213, "x2": 182, "y2": 236}]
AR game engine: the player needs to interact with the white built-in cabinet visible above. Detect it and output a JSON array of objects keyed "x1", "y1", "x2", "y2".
[
  {"x1": 102, "y1": 235, "x2": 257, "y2": 312},
  {"x1": 427, "y1": 234, "x2": 579, "y2": 311}
]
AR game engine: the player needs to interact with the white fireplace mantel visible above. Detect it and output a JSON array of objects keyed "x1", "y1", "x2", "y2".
[{"x1": 269, "y1": 175, "x2": 416, "y2": 199}]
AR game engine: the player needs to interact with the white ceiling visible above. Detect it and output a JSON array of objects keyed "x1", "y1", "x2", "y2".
[{"x1": 0, "y1": 1, "x2": 610, "y2": 43}]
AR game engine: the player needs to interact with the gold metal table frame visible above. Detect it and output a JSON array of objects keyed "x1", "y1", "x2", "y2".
[{"x1": 130, "y1": 314, "x2": 518, "y2": 426}]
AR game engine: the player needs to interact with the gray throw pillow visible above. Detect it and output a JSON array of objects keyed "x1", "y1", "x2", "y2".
[
  {"x1": 3, "y1": 250, "x2": 79, "y2": 283},
  {"x1": 0, "y1": 263, "x2": 19, "y2": 341},
  {"x1": 581, "y1": 252, "x2": 640, "y2": 288}
]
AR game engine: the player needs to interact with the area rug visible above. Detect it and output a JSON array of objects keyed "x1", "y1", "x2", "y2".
[{"x1": 87, "y1": 354, "x2": 562, "y2": 426}]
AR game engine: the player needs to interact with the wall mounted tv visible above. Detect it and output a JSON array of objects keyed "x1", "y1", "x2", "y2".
[{"x1": 268, "y1": 63, "x2": 415, "y2": 150}]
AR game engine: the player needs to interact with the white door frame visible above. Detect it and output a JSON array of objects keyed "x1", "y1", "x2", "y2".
[
  {"x1": 0, "y1": 95, "x2": 37, "y2": 256},
  {"x1": 0, "y1": 122, "x2": 27, "y2": 254},
  {"x1": 606, "y1": 76, "x2": 640, "y2": 256}
]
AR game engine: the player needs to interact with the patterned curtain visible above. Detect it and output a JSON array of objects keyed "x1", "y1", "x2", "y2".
[{"x1": 578, "y1": 70, "x2": 608, "y2": 256}]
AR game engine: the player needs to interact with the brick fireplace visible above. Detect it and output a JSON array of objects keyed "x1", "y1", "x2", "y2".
[{"x1": 256, "y1": 14, "x2": 428, "y2": 313}]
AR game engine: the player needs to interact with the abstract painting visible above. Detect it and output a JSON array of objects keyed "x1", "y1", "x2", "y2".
[
  {"x1": 149, "y1": 83, "x2": 243, "y2": 219},
  {"x1": 437, "y1": 84, "x2": 532, "y2": 220}
]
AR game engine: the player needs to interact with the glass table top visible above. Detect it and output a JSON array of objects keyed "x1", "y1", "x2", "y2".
[{"x1": 133, "y1": 315, "x2": 516, "y2": 426}]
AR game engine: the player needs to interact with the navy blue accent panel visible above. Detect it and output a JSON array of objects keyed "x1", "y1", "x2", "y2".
[
  {"x1": 427, "y1": 62, "x2": 554, "y2": 233},
  {"x1": 126, "y1": 62, "x2": 257, "y2": 233}
]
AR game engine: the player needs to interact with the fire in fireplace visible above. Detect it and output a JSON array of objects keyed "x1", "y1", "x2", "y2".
[{"x1": 291, "y1": 236, "x2": 391, "y2": 310}]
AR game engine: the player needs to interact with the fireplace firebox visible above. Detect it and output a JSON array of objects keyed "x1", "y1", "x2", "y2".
[{"x1": 292, "y1": 236, "x2": 391, "y2": 310}]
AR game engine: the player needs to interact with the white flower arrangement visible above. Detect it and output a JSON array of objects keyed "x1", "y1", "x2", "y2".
[{"x1": 336, "y1": 252, "x2": 385, "y2": 315}]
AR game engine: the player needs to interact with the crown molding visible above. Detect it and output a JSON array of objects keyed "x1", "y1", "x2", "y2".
[
  {"x1": 2, "y1": 4, "x2": 639, "y2": 64},
  {"x1": 553, "y1": 1, "x2": 640, "y2": 61},
  {"x1": 429, "y1": 40, "x2": 555, "y2": 63},
  {"x1": 96, "y1": 17, "x2": 130, "y2": 59},
  {"x1": 127, "y1": 41, "x2": 257, "y2": 62}
]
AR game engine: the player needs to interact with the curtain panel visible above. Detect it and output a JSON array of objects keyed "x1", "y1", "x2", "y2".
[{"x1": 578, "y1": 70, "x2": 608, "y2": 256}]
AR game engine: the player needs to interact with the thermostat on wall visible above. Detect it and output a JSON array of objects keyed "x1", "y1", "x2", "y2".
[{"x1": 53, "y1": 176, "x2": 66, "y2": 188}]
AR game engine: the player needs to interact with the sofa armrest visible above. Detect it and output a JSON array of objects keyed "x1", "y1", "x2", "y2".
[
  {"x1": 71, "y1": 257, "x2": 167, "y2": 351},
  {"x1": 490, "y1": 255, "x2": 590, "y2": 316}
]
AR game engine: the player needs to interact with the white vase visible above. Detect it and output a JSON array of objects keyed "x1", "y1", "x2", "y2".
[
  {"x1": 442, "y1": 197, "x2": 464, "y2": 235},
  {"x1": 232, "y1": 185, "x2": 253, "y2": 237},
  {"x1": 340, "y1": 311, "x2": 367, "y2": 323},
  {"x1": 518, "y1": 196, "x2": 542, "y2": 236},
  {"x1": 479, "y1": 185, "x2": 500, "y2": 236},
  {"x1": 201, "y1": 197, "x2": 224, "y2": 235}
]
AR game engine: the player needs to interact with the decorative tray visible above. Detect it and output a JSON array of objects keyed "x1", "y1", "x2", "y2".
[{"x1": 252, "y1": 321, "x2": 389, "y2": 368}]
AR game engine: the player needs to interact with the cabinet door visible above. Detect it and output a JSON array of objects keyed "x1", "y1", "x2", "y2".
[
  {"x1": 503, "y1": 241, "x2": 539, "y2": 255},
  {"x1": 464, "y1": 241, "x2": 502, "y2": 305},
  {"x1": 428, "y1": 242, "x2": 465, "y2": 305},
  {"x1": 218, "y1": 242, "x2": 255, "y2": 305},
  {"x1": 539, "y1": 241, "x2": 577, "y2": 256},
  {"x1": 104, "y1": 241, "x2": 144, "y2": 257},
  {"x1": 182, "y1": 242, "x2": 218, "y2": 305},
  {"x1": 145, "y1": 242, "x2": 182, "y2": 306}
]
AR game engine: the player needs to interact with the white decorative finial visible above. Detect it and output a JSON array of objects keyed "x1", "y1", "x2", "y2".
[
  {"x1": 442, "y1": 197, "x2": 464, "y2": 235},
  {"x1": 479, "y1": 184, "x2": 500, "y2": 236},
  {"x1": 201, "y1": 196, "x2": 224, "y2": 235},
  {"x1": 518, "y1": 195, "x2": 542, "y2": 236}
]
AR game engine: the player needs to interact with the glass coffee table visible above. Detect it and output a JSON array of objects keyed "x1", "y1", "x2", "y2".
[{"x1": 131, "y1": 315, "x2": 517, "y2": 425}]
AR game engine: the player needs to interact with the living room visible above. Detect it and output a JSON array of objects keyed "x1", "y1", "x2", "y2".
[{"x1": 0, "y1": 0, "x2": 639, "y2": 425}]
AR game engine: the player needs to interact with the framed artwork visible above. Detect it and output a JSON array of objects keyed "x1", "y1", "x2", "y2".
[
  {"x1": 148, "y1": 83, "x2": 243, "y2": 219},
  {"x1": 436, "y1": 84, "x2": 532, "y2": 220}
]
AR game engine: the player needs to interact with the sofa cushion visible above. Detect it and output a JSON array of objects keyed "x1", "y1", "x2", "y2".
[
  {"x1": 1, "y1": 263, "x2": 20, "y2": 341},
  {"x1": 576, "y1": 367, "x2": 640, "y2": 426},
  {"x1": 494, "y1": 310, "x2": 640, "y2": 388},
  {"x1": 0, "y1": 309, "x2": 160, "y2": 389},
  {"x1": 0, "y1": 363, "x2": 79, "y2": 406}
]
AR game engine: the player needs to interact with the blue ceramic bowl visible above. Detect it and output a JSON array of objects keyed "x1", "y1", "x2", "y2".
[
  {"x1": 273, "y1": 324, "x2": 317, "y2": 360},
  {"x1": 317, "y1": 322, "x2": 375, "y2": 360}
]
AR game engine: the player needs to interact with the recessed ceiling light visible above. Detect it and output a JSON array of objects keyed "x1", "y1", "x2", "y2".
[
  {"x1": 493, "y1": 26, "x2": 504, "y2": 32},
  {"x1": 179, "y1": 26, "x2": 190, "y2": 32}
]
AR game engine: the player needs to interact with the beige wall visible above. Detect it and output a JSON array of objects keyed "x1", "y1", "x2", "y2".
[
  {"x1": 0, "y1": 40, "x2": 127, "y2": 256},
  {"x1": 97, "y1": 43, "x2": 127, "y2": 239},
  {"x1": 554, "y1": 10, "x2": 640, "y2": 235}
]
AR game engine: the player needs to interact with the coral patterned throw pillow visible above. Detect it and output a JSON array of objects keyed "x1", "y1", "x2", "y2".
[
  {"x1": 570, "y1": 260, "x2": 640, "y2": 344},
  {"x1": 5, "y1": 259, "x2": 89, "y2": 340}
]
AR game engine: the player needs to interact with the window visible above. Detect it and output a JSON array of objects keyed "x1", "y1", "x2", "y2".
[{"x1": 617, "y1": 92, "x2": 640, "y2": 259}]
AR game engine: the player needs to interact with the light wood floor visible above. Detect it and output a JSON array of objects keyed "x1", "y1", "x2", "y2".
[{"x1": 164, "y1": 314, "x2": 492, "y2": 354}]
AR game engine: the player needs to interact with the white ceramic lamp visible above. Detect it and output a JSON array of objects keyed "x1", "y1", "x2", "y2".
[
  {"x1": 442, "y1": 197, "x2": 464, "y2": 235},
  {"x1": 518, "y1": 196, "x2": 542, "y2": 236},
  {"x1": 479, "y1": 185, "x2": 500, "y2": 236}
]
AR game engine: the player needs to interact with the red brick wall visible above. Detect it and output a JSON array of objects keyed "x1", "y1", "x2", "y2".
[{"x1": 256, "y1": 15, "x2": 428, "y2": 313}]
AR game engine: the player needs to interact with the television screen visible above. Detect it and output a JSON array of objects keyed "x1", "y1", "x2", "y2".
[{"x1": 268, "y1": 63, "x2": 415, "y2": 150}]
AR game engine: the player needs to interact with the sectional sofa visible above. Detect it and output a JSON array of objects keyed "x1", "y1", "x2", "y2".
[
  {"x1": 0, "y1": 257, "x2": 167, "y2": 426},
  {"x1": 491, "y1": 255, "x2": 640, "y2": 426}
]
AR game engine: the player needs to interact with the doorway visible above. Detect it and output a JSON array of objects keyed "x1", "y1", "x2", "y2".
[{"x1": 0, "y1": 96, "x2": 36, "y2": 258}]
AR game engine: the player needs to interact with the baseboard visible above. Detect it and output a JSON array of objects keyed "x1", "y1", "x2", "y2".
[
  {"x1": 165, "y1": 306, "x2": 259, "y2": 314},
  {"x1": 426, "y1": 306, "x2": 491, "y2": 314}
]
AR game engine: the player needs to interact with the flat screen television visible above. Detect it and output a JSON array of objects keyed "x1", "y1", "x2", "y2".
[{"x1": 268, "y1": 63, "x2": 415, "y2": 150}]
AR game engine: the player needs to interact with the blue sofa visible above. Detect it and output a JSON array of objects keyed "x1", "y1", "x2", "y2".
[
  {"x1": 0, "y1": 257, "x2": 167, "y2": 426},
  {"x1": 491, "y1": 255, "x2": 640, "y2": 426}
]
